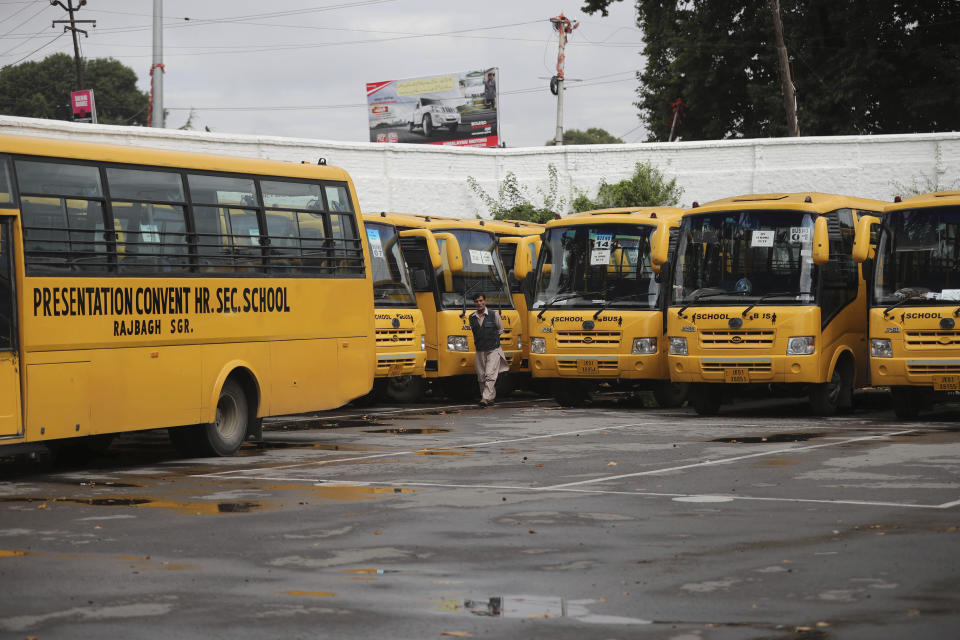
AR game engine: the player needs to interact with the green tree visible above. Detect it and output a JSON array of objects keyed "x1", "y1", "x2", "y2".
[
  {"x1": 581, "y1": 0, "x2": 960, "y2": 140},
  {"x1": 0, "y1": 53, "x2": 149, "y2": 125},
  {"x1": 545, "y1": 127, "x2": 623, "y2": 146},
  {"x1": 467, "y1": 164, "x2": 565, "y2": 223},
  {"x1": 572, "y1": 161, "x2": 683, "y2": 212}
]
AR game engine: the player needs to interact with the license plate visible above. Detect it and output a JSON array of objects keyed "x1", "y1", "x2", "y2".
[
  {"x1": 724, "y1": 367, "x2": 750, "y2": 383},
  {"x1": 934, "y1": 375, "x2": 960, "y2": 391},
  {"x1": 388, "y1": 363, "x2": 403, "y2": 377},
  {"x1": 576, "y1": 360, "x2": 599, "y2": 375}
]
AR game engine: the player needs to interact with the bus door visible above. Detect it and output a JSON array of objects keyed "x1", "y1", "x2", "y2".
[{"x1": 0, "y1": 217, "x2": 21, "y2": 436}]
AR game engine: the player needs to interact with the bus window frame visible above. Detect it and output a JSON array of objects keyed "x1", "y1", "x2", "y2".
[{"x1": 0, "y1": 217, "x2": 18, "y2": 353}]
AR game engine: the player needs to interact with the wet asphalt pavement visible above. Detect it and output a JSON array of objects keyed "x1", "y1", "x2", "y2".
[{"x1": 1, "y1": 392, "x2": 959, "y2": 639}]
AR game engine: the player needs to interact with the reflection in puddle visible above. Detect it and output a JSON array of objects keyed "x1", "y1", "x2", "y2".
[
  {"x1": 238, "y1": 441, "x2": 374, "y2": 456},
  {"x1": 0, "y1": 497, "x2": 262, "y2": 514},
  {"x1": 366, "y1": 428, "x2": 450, "y2": 435},
  {"x1": 457, "y1": 595, "x2": 650, "y2": 625},
  {"x1": 711, "y1": 432, "x2": 823, "y2": 444}
]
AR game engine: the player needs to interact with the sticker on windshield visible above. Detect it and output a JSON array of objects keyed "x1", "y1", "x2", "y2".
[
  {"x1": 139, "y1": 224, "x2": 160, "y2": 243},
  {"x1": 469, "y1": 249, "x2": 494, "y2": 266},
  {"x1": 751, "y1": 230, "x2": 775, "y2": 247},
  {"x1": 590, "y1": 233, "x2": 613, "y2": 265},
  {"x1": 789, "y1": 227, "x2": 812, "y2": 243},
  {"x1": 366, "y1": 228, "x2": 384, "y2": 258}
]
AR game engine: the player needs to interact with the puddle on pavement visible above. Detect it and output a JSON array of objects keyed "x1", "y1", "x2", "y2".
[
  {"x1": 416, "y1": 449, "x2": 469, "y2": 456},
  {"x1": 444, "y1": 595, "x2": 650, "y2": 625},
  {"x1": 273, "y1": 418, "x2": 392, "y2": 431},
  {"x1": 238, "y1": 441, "x2": 374, "y2": 456},
  {"x1": 365, "y1": 428, "x2": 450, "y2": 435},
  {"x1": 711, "y1": 432, "x2": 824, "y2": 444},
  {"x1": 0, "y1": 496, "x2": 262, "y2": 514}
]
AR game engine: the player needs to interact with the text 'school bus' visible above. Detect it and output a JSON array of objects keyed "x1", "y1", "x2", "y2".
[
  {"x1": 0, "y1": 134, "x2": 375, "y2": 457},
  {"x1": 514, "y1": 207, "x2": 685, "y2": 407},
  {"x1": 361, "y1": 213, "x2": 427, "y2": 402},
  {"x1": 665, "y1": 193, "x2": 884, "y2": 416},
  {"x1": 852, "y1": 191, "x2": 960, "y2": 419},
  {"x1": 377, "y1": 213, "x2": 521, "y2": 399}
]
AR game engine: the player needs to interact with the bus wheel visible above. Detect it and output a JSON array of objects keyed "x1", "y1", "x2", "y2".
[
  {"x1": 690, "y1": 383, "x2": 722, "y2": 416},
  {"x1": 385, "y1": 375, "x2": 425, "y2": 403},
  {"x1": 891, "y1": 387, "x2": 922, "y2": 420},
  {"x1": 810, "y1": 366, "x2": 848, "y2": 416},
  {"x1": 653, "y1": 381, "x2": 689, "y2": 408},
  {"x1": 552, "y1": 381, "x2": 591, "y2": 407},
  {"x1": 170, "y1": 380, "x2": 249, "y2": 457}
]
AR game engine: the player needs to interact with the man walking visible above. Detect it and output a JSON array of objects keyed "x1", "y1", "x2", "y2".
[{"x1": 469, "y1": 293, "x2": 508, "y2": 407}]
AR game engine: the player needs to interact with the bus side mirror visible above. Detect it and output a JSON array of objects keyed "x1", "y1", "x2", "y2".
[
  {"x1": 813, "y1": 216, "x2": 830, "y2": 266},
  {"x1": 433, "y1": 232, "x2": 464, "y2": 274},
  {"x1": 513, "y1": 234, "x2": 540, "y2": 280},
  {"x1": 852, "y1": 215, "x2": 880, "y2": 263},
  {"x1": 651, "y1": 223, "x2": 670, "y2": 275},
  {"x1": 399, "y1": 229, "x2": 443, "y2": 270}
]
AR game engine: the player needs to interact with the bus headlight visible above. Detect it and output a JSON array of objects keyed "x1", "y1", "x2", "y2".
[
  {"x1": 447, "y1": 335, "x2": 469, "y2": 352},
  {"x1": 669, "y1": 337, "x2": 687, "y2": 356},
  {"x1": 420, "y1": 335, "x2": 426, "y2": 351},
  {"x1": 870, "y1": 338, "x2": 893, "y2": 358},
  {"x1": 786, "y1": 336, "x2": 815, "y2": 355},
  {"x1": 632, "y1": 338, "x2": 657, "y2": 354},
  {"x1": 531, "y1": 337, "x2": 546, "y2": 354}
]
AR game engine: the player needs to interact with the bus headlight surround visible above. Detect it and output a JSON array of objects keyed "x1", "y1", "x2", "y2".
[
  {"x1": 420, "y1": 335, "x2": 426, "y2": 351},
  {"x1": 517, "y1": 334, "x2": 522, "y2": 350},
  {"x1": 786, "y1": 336, "x2": 815, "y2": 355},
  {"x1": 531, "y1": 337, "x2": 546, "y2": 354},
  {"x1": 871, "y1": 338, "x2": 893, "y2": 358},
  {"x1": 632, "y1": 337, "x2": 657, "y2": 354},
  {"x1": 669, "y1": 337, "x2": 688, "y2": 356},
  {"x1": 447, "y1": 335, "x2": 469, "y2": 352}
]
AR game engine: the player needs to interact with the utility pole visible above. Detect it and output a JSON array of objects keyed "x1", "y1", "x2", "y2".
[
  {"x1": 50, "y1": 0, "x2": 95, "y2": 91},
  {"x1": 769, "y1": 0, "x2": 799, "y2": 136},
  {"x1": 149, "y1": 0, "x2": 165, "y2": 128},
  {"x1": 549, "y1": 13, "x2": 578, "y2": 146}
]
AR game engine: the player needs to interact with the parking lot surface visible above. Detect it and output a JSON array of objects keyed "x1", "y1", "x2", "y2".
[{"x1": 1, "y1": 394, "x2": 959, "y2": 639}]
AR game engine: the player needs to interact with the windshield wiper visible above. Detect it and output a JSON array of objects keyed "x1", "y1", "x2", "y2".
[
  {"x1": 676, "y1": 288, "x2": 740, "y2": 318},
  {"x1": 883, "y1": 288, "x2": 934, "y2": 319},
  {"x1": 592, "y1": 293, "x2": 657, "y2": 320},
  {"x1": 741, "y1": 291, "x2": 807, "y2": 317},
  {"x1": 536, "y1": 293, "x2": 582, "y2": 320}
]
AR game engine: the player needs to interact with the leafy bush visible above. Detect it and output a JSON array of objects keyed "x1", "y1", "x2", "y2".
[
  {"x1": 573, "y1": 161, "x2": 683, "y2": 212},
  {"x1": 467, "y1": 164, "x2": 565, "y2": 223}
]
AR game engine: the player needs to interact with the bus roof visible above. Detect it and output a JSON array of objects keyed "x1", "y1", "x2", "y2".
[
  {"x1": 688, "y1": 192, "x2": 886, "y2": 214},
  {"x1": 545, "y1": 206, "x2": 685, "y2": 229},
  {"x1": 0, "y1": 134, "x2": 353, "y2": 183},
  {"x1": 885, "y1": 190, "x2": 960, "y2": 212},
  {"x1": 365, "y1": 212, "x2": 498, "y2": 233}
]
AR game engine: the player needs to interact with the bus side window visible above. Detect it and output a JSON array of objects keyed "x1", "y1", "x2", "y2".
[
  {"x1": 329, "y1": 213, "x2": 363, "y2": 275},
  {"x1": 0, "y1": 221, "x2": 12, "y2": 350},
  {"x1": 0, "y1": 157, "x2": 13, "y2": 209},
  {"x1": 819, "y1": 209, "x2": 858, "y2": 326},
  {"x1": 298, "y1": 212, "x2": 327, "y2": 275},
  {"x1": 264, "y1": 209, "x2": 301, "y2": 272},
  {"x1": 187, "y1": 174, "x2": 261, "y2": 274}
]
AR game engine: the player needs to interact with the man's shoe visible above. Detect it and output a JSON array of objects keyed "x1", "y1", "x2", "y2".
[{"x1": 478, "y1": 400, "x2": 489, "y2": 407}]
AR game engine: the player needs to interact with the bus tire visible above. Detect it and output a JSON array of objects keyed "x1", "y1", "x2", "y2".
[
  {"x1": 653, "y1": 381, "x2": 689, "y2": 408},
  {"x1": 552, "y1": 381, "x2": 591, "y2": 407},
  {"x1": 170, "y1": 380, "x2": 249, "y2": 457},
  {"x1": 810, "y1": 365, "x2": 849, "y2": 416},
  {"x1": 690, "y1": 383, "x2": 722, "y2": 416},
  {"x1": 891, "y1": 387, "x2": 922, "y2": 420},
  {"x1": 385, "y1": 375, "x2": 425, "y2": 403}
]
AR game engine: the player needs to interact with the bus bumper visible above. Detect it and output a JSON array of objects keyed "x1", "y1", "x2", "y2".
[
  {"x1": 530, "y1": 353, "x2": 668, "y2": 380},
  {"x1": 668, "y1": 354, "x2": 823, "y2": 384},
  {"x1": 871, "y1": 357, "x2": 960, "y2": 389},
  {"x1": 374, "y1": 351, "x2": 427, "y2": 379}
]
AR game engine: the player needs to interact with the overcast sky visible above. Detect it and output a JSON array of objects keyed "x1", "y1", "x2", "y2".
[{"x1": 0, "y1": 0, "x2": 646, "y2": 147}]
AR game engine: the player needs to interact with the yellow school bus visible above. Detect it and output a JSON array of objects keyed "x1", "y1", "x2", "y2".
[
  {"x1": 852, "y1": 191, "x2": 960, "y2": 418},
  {"x1": 362, "y1": 213, "x2": 427, "y2": 402},
  {"x1": 380, "y1": 212, "x2": 521, "y2": 399},
  {"x1": 665, "y1": 193, "x2": 884, "y2": 415},
  {"x1": 0, "y1": 134, "x2": 375, "y2": 457},
  {"x1": 515, "y1": 207, "x2": 686, "y2": 406}
]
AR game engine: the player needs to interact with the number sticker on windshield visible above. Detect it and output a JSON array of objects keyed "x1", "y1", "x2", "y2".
[
  {"x1": 590, "y1": 233, "x2": 612, "y2": 265},
  {"x1": 469, "y1": 249, "x2": 494, "y2": 266},
  {"x1": 789, "y1": 227, "x2": 812, "y2": 243},
  {"x1": 366, "y1": 228, "x2": 384, "y2": 258},
  {"x1": 751, "y1": 230, "x2": 775, "y2": 247}
]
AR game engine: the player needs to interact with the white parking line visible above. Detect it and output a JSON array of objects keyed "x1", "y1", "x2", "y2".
[
  {"x1": 541, "y1": 429, "x2": 919, "y2": 490},
  {"x1": 263, "y1": 398, "x2": 551, "y2": 424}
]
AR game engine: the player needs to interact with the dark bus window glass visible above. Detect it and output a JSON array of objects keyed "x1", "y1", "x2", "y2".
[
  {"x1": 0, "y1": 220, "x2": 13, "y2": 349},
  {"x1": 112, "y1": 201, "x2": 190, "y2": 273},
  {"x1": 20, "y1": 196, "x2": 109, "y2": 273},
  {"x1": 15, "y1": 160, "x2": 102, "y2": 197},
  {"x1": 193, "y1": 204, "x2": 263, "y2": 272},
  {"x1": 187, "y1": 174, "x2": 257, "y2": 206},
  {"x1": 325, "y1": 184, "x2": 353, "y2": 212},
  {"x1": 0, "y1": 157, "x2": 14, "y2": 208},
  {"x1": 106, "y1": 167, "x2": 184, "y2": 202},
  {"x1": 261, "y1": 180, "x2": 324, "y2": 211}
]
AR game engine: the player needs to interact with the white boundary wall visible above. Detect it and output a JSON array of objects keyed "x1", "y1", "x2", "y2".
[{"x1": 2, "y1": 115, "x2": 958, "y2": 215}]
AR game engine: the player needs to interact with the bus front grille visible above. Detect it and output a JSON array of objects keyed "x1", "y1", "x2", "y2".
[
  {"x1": 904, "y1": 331, "x2": 960, "y2": 348},
  {"x1": 700, "y1": 360, "x2": 772, "y2": 373},
  {"x1": 699, "y1": 330, "x2": 775, "y2": 347},
  {"x1": 376, "y1": 328, "x2": 416, "y2": 346},
  {"x1": 906, "y1": 361, "x2": 960, "y2": 375},
  {"x1": 557, "y1": 359, "x2": 619, "y2": 372},
  {"x1": 556, "y1": 331, "x2": 621, "y2": 347},
  {"x1": 376, "y1": 357, "x2": 417, "y2": 374}
]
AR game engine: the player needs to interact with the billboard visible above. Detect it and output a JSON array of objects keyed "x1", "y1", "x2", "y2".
[{"x1": 366, "y1": 68, "x2": 499, "y2": 147}]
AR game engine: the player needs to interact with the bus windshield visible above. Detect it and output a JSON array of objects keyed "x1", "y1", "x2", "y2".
[
  {"x1": 875, "y1": 206, "x2": 960, "y2": 305},
  {"x1": 435, "y1": 228, "x2": 512, "y2": 309},
  {"x1": 533, "y1": 223, "x2": 659, "y2": 310},
  {"x1": 366, "y1": 222, "x2": 416, "y2": 307},
  {"x1": 672, "y1": 211, "x2": 818, "y2": 304}
]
